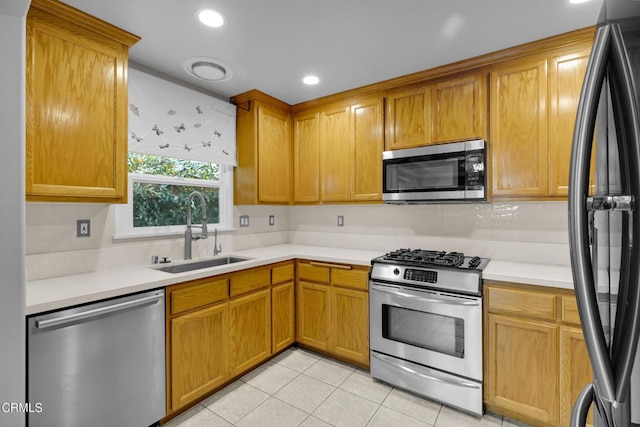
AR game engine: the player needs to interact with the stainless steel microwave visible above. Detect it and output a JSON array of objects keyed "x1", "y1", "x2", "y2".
[{"x1": 382, "y1": 139, "x2": 486, "y2": 203}]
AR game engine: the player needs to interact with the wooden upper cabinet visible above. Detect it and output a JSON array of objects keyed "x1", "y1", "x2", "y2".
[
  {"x1": 258, "y1": 104, "x2": 292, "y2": 203},
  {"x1": 233, "y1": 91, "x2": 292, "y2": 205},
  {"x1": 385, "y1": 71, "x2": 487, "y2": 150},
  {"x1": 490, "y1": 57, "x2": 548, "y2": 197},
  {"x1": 548, "y1": 49, "x2": 592, "y2": 197},
  {"x1": 320, "y1": 105, "x2": 352, "y2": 202},
  {"x1": 293, "y1": 111, "x2": 321, "y2": 203},
  {"x1": 385, "y1": 85, "x2": 432, "y2": 150},
  {"x1": 26, "y1": 0, "x2": 139, "y2": 203},
  {"x1": 432, "y1": 73, "x2": 487, "y2": 143},
  {"x1": 351, "y1": 97, "x2": 384, "y2": 201}
]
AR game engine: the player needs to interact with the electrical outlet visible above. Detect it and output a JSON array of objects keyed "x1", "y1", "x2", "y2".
[
  {"x1": 269, "y1": 215, "x2": 275, "y2": 226},
  {"x1": 77, "y1": 219, "x2": 91, "y2": 237},
  {"x1": 337, "y1": 215, "x2": 344, "y2": 227},
  {"x1": 239, "y1": 215, "x2": 250, "y2": 227}
]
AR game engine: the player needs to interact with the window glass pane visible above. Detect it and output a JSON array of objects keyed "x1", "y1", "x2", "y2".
[
  {"x1": 128, "y1": 153, "x2": 220, "y2": 181},
  {"x1": 132, "y1": 183, "x2": 219, "y2": 227}
]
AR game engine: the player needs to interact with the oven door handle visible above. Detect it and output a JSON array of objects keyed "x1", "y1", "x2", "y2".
[
  {"x1": 370, "y1": 284, "x2": 480, "y2": 306},
  {"x1": 371, "y1": 352, "x2": 481, "y2": 389}
]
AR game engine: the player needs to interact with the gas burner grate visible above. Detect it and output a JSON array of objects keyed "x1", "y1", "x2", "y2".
[{"x1": 383, "y1": 249, "x2": 466, "y2": 268}]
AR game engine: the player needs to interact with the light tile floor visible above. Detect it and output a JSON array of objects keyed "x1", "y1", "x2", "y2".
[{"x1": 164, "y1": 347, "x2": 530, "y2": 427}]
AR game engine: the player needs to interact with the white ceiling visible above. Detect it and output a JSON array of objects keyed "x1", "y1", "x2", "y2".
[{"x1": 62, "y1": 0, "x2": 603, "y2": 105}]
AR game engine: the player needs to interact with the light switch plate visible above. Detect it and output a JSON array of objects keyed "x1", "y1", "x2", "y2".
[
  {"x1": 337, "y1": 215, "x2": 344, "y2": 227},
  {"x1": 77, "y1": 219, "x2": 91, "y2": 237},
  {"x1": 269, "y1": 215, "x2": 275, "y2": 226},
  {"x1": 239, "y1": 215, "x2": 250, "y2": 227}
]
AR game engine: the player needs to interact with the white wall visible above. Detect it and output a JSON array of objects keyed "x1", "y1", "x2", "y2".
[{"x1": 0, "y1": 1, "x2": 28, "y2": 426}]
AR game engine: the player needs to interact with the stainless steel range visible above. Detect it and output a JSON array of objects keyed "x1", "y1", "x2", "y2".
[{"x1": 369, "y1": 249, "x2": 489, "y2": 416}]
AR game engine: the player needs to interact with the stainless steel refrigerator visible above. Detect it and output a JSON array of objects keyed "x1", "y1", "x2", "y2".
[{"x1": 569, "y1": 0, "x2": 640, "y2": 426}]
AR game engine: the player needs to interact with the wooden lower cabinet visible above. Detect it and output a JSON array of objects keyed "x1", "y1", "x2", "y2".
[
  {"x1": 229, "y1": 288, "x2": 271, "y2": 375},
  {"x1": 560, "y1": 326, "x2": 593, "y2": 427},
  {"x1": 486, "y1": 314, "x2": 559, "y2": 425},
  {"x1": 272, "y1": 281, "x2": 295, "y2": 353},
  {"x1": 330, "y1": 287, "x2": 369, "y2": 365},
  {"x1": 296, "y1": 260, "x2": 370, "y2": 367},
  {"x1": 170, "y1": 302, "x2": 228, "y2": 411},
  {"x1": 296, "y1": 281, "x2": 331, "y2": 351},
  {"x1": 485, "y1": 282, "x2": 593, "y2": 427}
]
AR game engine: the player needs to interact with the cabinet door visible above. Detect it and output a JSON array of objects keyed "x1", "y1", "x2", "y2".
[
  {"x1": 560, "y1": 326, "x2": 593, "y2": 427},
  {"x1": 486, "y1": 313, "x2": 559, "y2": 425},
  {"x1": 432, "y1": 73, "x2": 487, "y2": 143},
  {"x1": 171, "y1": 302, "x2": 228, "y2": 411},
  {"x1": 26, "y1": 11, "x2": 130, "y2": 202},
  {"x1": 548, "y1": 50, "x2": 593, "y2": 197},
  {"x1": 293, "y1": 111, "x2": 321, "y2": 203},
  {"x1": 257, "y1": 104, "x2": 291, "y2": 203},
  {"x1": 385, "y1": 85, "x2": 432, "y2": 150},
  {"x1": 490, "y1": 58, "x2": 548, "y2": 197},
  {"x1": 296, "y1": 281, "x2": 330, "y2": 351},
  {"x1": 351, "y1": 98, "x2": 384, "y2": 201},
  {"x1": 229, "y1": 289, "x2": 272, "y2": 375},
  {"x1": 320, "y1": 106, "x2": 351, "y2": 201},
  {"x1": 272, "y1": 281, "x2": 295, "y2": 353},
  {"x1": 330, "y1": 287, "x2": 369, "y2": 365}
]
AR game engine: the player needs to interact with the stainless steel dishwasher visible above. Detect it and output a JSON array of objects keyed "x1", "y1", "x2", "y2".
[{"x1": 27, "y1": 289, "x2": 165, "y2": 427}]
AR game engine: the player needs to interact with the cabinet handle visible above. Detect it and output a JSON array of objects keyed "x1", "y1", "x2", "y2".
[{"x1": 309, "y1": 261, "x2": 352, "y2": 270}]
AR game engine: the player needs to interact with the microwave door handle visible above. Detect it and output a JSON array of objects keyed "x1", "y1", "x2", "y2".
[
  {"x1": 370, "y1": 284, "x2": 480, "y2": 306},
  {"x1": 569, "y1": 23, "x2": 616, "y2": 407},
  {"x1": 608, "y1": 23, "x2": 640, "y2": 406}
]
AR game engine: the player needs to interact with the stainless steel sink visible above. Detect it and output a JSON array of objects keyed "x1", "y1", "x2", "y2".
[{"x1": 155, "y1": 256, "x2": 252, "y2": 274}]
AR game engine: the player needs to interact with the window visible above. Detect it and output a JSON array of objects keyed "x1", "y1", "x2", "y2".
[{"x1": 114, "y1": 153, "x2": 233, "y2": 238}]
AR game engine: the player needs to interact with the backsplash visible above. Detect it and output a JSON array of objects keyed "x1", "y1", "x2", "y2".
[
  {"x1": 26, "y1": 201, "x2": 569, "y2": 280},
  {"x1": 25, "y1": 203, "x2": 289, "y2": 280},
  {"x1": 288, "y1": 202, "x2": 570, "y2": 266}
]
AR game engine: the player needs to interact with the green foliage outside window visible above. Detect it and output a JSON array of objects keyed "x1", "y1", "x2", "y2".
[{"x1": 128, "y1": 153, "x2": 221, "y2": 227}]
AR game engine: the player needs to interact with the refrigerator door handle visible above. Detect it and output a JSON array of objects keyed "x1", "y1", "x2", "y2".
[
  {"x1": 607, "y1": 23, "x2": 640, "y2": 406},
  {"x1": 569, "y1": 23, "x2": 617, "y2": 408},
  {"x1": 571, "y1": 384, "x2": 595, "y2": 427}
]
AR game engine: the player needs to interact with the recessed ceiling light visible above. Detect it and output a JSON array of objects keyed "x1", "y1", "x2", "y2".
[
  {"x1": 569, "y1": 0, "x2": 591, "y2": 4},
  {"x1": 183, "y1": 57, "x2": 234, "y2": 82},
  {"x1": 197, "y1": 9, "x2": 225, "y2": 27},
  {"x1": 302, "y1": 75, "x2": 320, "y2": 85}
]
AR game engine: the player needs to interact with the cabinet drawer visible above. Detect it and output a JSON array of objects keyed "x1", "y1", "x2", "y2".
[
  {"x1": 272, "y1": 263, "x2": 294, "y2": 285},
  {"x1": 230, "y1": 268, "x2": 271, "y2": 297},
  {"x1": 171, "y1": 278, "x2": 228, "y2": 315},
  {"x1": 487, "y1": 287, "x2": 557, "y2": 320},
  {"x1": 332, "y1": 267, "x2": 369, "y2": 291},
  {"x1": 298, "y1": 262, "x2": 330, "y2": 284},
  {"x1": 562, "y1": 296, "x2": 581, "y2": 325}
]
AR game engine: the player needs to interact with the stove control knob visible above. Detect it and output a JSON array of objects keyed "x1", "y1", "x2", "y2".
[{"x1": 393, "y1": 268, "x2": 400, "y2": 276}]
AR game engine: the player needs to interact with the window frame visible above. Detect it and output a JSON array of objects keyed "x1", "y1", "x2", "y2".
[{"x1": 113, "y1": 164, "x2": 234, "y2": 239}]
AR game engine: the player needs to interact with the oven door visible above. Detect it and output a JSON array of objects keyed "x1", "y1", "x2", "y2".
[{"x1": 369, "y1": 281, "x2": 482, "y2": 381}]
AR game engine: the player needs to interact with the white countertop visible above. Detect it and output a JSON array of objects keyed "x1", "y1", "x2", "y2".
[{"x1": 26, "y1": 244, "x2": 574, "y2": 315}]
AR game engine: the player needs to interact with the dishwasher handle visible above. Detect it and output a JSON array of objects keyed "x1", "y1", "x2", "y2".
[{"x1": 35, "y1": 293, "x2": 163, "y2": 330}]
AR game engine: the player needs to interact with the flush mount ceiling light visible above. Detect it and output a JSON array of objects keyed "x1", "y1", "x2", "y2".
[
  {"x1": 183, "y1": 57, "x2": 234, "y2": 82},
  {"x1": 197, "y1": 9, "x2": 225, "y2": 27},
  {"x1": 568, "y1": 0, "x2": 591, "y2": 4},
  {"x1": 302, "y1": 75, "x2": 320, "y2": 85}
]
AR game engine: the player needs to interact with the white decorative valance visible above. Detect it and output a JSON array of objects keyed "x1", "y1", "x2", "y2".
[{"x1": 127, "y1": 67, "x2": 237, "y2": 166}]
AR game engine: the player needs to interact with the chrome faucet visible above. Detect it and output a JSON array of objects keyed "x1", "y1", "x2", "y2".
[
  {"x1": 184, "y1": 191, "x2": 208, "y2": 260},
  {"x1": 213, "y1": 228, "x2": 222, "y2": 256}
]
